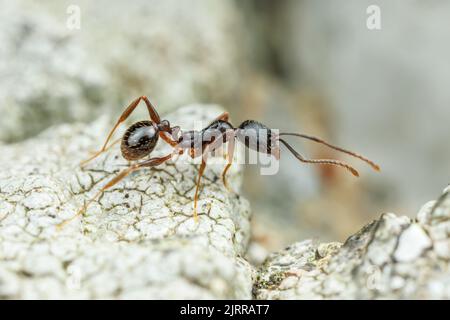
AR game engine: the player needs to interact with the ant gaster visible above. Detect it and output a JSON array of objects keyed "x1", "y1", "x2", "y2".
[{"x1": 60, "y1": 96, "x2": 380, "y2": 226}]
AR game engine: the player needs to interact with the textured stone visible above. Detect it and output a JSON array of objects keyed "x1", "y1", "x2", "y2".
[
  {"x1": 0, "y1": 105, "x2": 252, "y2": 299},
  {"x1": 254, "y1": 188, "x2": 450, "y2": 299},
  {"x1": 1, "y1": 100, "x2": 448, "y2": 299}
]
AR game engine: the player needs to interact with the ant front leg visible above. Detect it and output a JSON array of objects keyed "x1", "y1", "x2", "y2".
[
  {"x1": 213, "y1": 111, "x2": 229, "y2": 122},
  {"x1": 81, "y1": 96, "x2": 162, "y2": 166}
]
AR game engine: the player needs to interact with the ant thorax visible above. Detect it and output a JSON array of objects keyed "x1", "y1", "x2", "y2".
[{"x1": 177, "y1": 130, "x2": 202, "y2": 149}]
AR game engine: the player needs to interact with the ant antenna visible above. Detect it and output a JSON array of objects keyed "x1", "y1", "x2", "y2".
[
  {"x1": 279, "y1": 133, "x2": 380, "y2": 171},
  {"x1": 278, "y1": 138, "x2": 360, "y2": 177}
]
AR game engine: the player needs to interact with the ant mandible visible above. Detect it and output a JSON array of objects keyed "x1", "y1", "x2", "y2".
[{"x1": 60, "y1": 96, "x2": 380, "y2": 227}]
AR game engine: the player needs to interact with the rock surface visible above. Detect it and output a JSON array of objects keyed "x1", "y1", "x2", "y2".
[
  {"x1": 0, "y1": 105, "x2": 253, "y2": 299},
  {"x1": 254, "y1": 187, "x2": 450, "y2": 299},
  {"x1": 0, "y1": 102, "x2": 448, "y2": 299}
]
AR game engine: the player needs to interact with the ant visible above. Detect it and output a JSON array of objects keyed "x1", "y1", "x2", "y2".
[{"x1": 59, "y1": 96, "x2": 379, "y2": 227}]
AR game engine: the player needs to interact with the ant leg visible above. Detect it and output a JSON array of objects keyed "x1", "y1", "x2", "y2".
[
  {"x1": 222, "y1": 134, "x2": 236, "y2": 192},
  {"x1": 81, "y1": 96, "x2": 161, "y2": 167},
  {"x1": 82, "y1": 138, "x2": 121, "y2": 166},
  {"x1": 59, "y1": 154, "x2": 173, "y2": 229},
  {"x1": 279, "y1": 138, "x2": 360, "y2": 177},
  {"x1": 57, "y1": 166, "x2": 137, "y2": 229},
  {"x1": 193, "y1": 158, "x2": 207, "y2": 222},
  {"x1": 136, "y1": 153, "x2": 173, "y2": 168},
  {"x1": 192, "y1": 145, "x2": 212, "y2": 222},
  {"x1": 140, "y1": 96, "x2": 161, "y2": 124},
  {"x1": 213, "y1": 111, "x2": 229, "y2": 122}
]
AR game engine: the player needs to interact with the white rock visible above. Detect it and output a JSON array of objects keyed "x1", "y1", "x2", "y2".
[
  {"x1": 0, "y1": 105, "x2": 252, "y2": 299},
  {"x1": 254, "y1": 189, "x2": 450, "y2": 299},
  {"x1": 394, "y1": 224, "x2": 431, "y2": 262},
  {"x1": 417, "y1": 200, "x2": 436, "y2": 224}
]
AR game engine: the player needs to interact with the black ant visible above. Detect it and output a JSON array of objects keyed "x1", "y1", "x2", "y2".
[{"x1": 59, "y1": 96, "x2": 379, "y2": 226}]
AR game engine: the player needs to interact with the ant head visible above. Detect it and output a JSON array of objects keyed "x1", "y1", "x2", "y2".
[{"x1": 121, "y1": 121, "x2": 159, "y2": 161}]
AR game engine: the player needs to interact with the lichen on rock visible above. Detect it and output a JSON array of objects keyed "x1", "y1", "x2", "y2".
[{"x1": 0, "y1": 104, "x2": 253, "y2": 299}]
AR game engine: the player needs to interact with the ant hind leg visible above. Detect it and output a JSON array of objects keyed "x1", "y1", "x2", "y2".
[
  {"x1": 80, "y1": 138, "x2": 121, "y2": 167},
  {"x1": 57, "y1": 165, "x2": 137, "y2": 229},
  {"x1": 214, "y1": 111, "x2": 229, "y2": 122},
  {"x1": 81, "y1": 96, "x2": 162, "y2": 167},
  {"x1": 59, "y1": 153, "x2": 173, "y2": 229}
]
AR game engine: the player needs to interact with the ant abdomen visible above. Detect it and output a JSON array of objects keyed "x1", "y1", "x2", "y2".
[
  {"x1": 121, "y1": 121, "x2": 159, "y2": 160},
  {"x1": 235, "y1": 120, "x2": 276, "y2": 155}
]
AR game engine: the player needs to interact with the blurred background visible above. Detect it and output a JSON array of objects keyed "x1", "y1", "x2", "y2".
[{"x1": 1, "y1": 0, "x2": 449, "y2": 251}]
